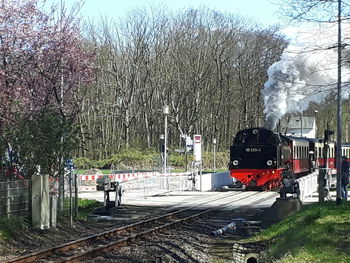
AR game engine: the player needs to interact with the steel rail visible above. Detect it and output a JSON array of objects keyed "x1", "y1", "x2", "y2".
[
  {"x1": 62, "y1": 191, "x2": 274, "y2": 262},
  {"x1": 5, "y1": 191, "x2": 266, "y2": 263}
]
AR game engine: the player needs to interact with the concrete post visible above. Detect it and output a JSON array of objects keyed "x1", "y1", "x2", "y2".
[{"x1": 32, "y1": 174, "x2": 50, "y2": 229}]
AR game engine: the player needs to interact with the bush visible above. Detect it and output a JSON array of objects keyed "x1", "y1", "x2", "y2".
[
  {"x1": 169, "y1": 153, "x2": 187, "y2": 168},
  {"x1": 74, "y1": 157, "x2": 94, "y2": 169},
  {"x1": 74, "y1": 149, "x2": 229, "y2": 171},
  {"x1": 108, "y1": 149, "x2": 157, "y2": 169},
  {"x1": 202, "y1": 151, "x2": 229, "y2": 170}
]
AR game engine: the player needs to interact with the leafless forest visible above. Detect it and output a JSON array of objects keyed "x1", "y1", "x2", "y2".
[{"x1": 78, "y1": 7, "x2": 288, "y2": 160}]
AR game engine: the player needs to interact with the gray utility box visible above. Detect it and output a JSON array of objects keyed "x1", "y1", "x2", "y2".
[{"x1": 32, "y1": 174, "x2": 50, "y2": 229}]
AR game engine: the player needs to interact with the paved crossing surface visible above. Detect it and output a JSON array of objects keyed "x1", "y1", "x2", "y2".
[{"x1": 79, "y1": 188, "x2": 329, "y2": 211}]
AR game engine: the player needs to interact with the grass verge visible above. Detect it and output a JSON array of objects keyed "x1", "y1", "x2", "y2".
[
  {"x1": 0, "y1": 217, "x2": 29, "y2": 243},
  {"x1": 76, "y1": 198, "x2": 103, "y2": 219},
  {"x1": 250, "y1": 201, "x2": 350, "y2": 262}
]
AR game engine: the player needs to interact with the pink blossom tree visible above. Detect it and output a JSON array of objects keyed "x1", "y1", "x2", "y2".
[
  {"x1": 0, "y1": 0, "x2": 95, "y2": 179},
  {"x1": 0, "y1": 0, "x2": 94, "y2": 129}
]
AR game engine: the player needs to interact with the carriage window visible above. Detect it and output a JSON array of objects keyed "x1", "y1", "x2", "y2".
[
  {"x1": 295, "y1": 146, "x2": 299, "y2": 159},
  {"x1": 293, "y1": 146, "x2": 296, "y2": 159},
  {"x1": 302, "y1": 146, "x2": 304, "y2": 159},
  {"x1": 300, "y1": 146, "x2": 302, "y2": 159},
  {"x1": 298, "y1": 146, "x2": 300, "y2": 159},
  {"x1": 301, "y1": 146, "x2": 303, "y2": 159}
]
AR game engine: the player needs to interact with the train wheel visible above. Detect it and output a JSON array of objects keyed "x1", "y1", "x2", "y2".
[{"x1": 262, "y1": 183, "x2": 270, "y2": 191}]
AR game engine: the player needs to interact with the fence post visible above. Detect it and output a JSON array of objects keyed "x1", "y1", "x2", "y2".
[{"x1": 6, "y1": 181, "x2": 11, "y2": 218}]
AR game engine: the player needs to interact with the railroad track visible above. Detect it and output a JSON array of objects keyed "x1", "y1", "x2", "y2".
[{"x1": 7, "y1": 191, "x2": 276, "y2": 263}]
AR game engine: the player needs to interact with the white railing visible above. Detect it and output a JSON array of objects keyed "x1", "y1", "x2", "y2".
[
  {"x1": 122, "y1": 174, "x2": 193, "y2": 199},
  {"x1": 297, "y1": 171, "x2": 319, "y2": 201}
]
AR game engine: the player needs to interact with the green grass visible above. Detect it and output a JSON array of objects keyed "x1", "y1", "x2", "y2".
[
  {"x1": 76, "y1": 198, "x2": 103, "y2": 219},
  {"x1": 0, "y1": 217, "x2": 29, "y2": 241},
  {"x1": 250, "y1": 201, "x2": 350, "y2": 262}
]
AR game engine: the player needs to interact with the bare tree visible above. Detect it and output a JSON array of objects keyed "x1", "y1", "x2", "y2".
[{"x1": 78, "y1": 6, "x2": 287, "y2": 158}]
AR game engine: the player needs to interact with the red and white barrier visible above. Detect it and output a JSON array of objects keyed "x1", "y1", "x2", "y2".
[
  {"x1": 79, "y1": 171, "x2": 159, "y2": 191},
  {"x1": 79, "y1": 185, "x2": 97, "y2": 191},
  {"x1": 78, "y1": 171, "x2": 193, "y2": 192},
  {"x1": 111, "y1": 172, "x2": 158, "y2": 182}
]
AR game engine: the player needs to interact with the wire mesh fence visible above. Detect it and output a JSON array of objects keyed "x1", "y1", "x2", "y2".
[{"x1": 0, "y1": 180, "x2": 31, "y2": 218}]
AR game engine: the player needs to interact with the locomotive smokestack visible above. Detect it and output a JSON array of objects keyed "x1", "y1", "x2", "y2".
[{"x1": 263, "y1": 115, "x2": 277, "y2": 131}]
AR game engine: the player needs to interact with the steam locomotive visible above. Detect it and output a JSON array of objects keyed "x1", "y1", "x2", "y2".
[{"x1": 229, "y1": 127, "x2": 348, "y2": 192}]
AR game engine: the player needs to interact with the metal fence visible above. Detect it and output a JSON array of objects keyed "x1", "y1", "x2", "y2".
[
  {"x1": 0, "y1": 180, "x2": 31, "y2": 218},
  {"x1": 122, "y1": 174, "x2": 195, "y2": 199}
]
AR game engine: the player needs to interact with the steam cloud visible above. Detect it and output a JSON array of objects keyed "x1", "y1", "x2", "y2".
[{"x1": 262, "y1": 25, "x2": 350, "y2": 130}]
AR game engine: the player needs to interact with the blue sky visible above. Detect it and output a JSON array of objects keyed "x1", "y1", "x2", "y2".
[{"x1": 52, "y1": 0, "x2": 284, "y2": 26}]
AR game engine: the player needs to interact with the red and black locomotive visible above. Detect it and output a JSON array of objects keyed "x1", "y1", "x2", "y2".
[{"x1": 229, "y1": 127, "x2": 344, "y2": 193}]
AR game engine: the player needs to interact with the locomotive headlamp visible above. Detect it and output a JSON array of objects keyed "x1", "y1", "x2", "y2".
[
  {"x1": 267, "y1": 160, "x2": 273, "y2": 166},
  {"x1": 233, "y1": 160, "x2": 239, "y2": 166}
]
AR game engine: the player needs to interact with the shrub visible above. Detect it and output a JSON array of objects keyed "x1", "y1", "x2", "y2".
[
  {"x1": 74, "y1": 149, "x2": 229, "y2": 171},
  {"x1": 74, "y1": 157, "x2": 94, "y2": 169},
  {"x1": 169, "y1": 153, "x2": 187, "y2": 168}
]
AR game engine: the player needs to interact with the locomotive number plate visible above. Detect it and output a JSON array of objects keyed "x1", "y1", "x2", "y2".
[{"x1": 245, "y1": 148, "x2": 262, "y2": 152}]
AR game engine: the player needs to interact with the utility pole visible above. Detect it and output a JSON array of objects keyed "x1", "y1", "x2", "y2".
[
  {"x1": 336, "y1": 0, "x2": 342, "y2": 205},
  {"x1": 163, "y1": 105, "x2": 169, "y2": 192},
  {"x1": 163, "y1": 105, "x2": 169, "y2": 175},
  {"x1": 301, "y1": 112, "x2": 303, "y2": 137},
  {"x1": 213, "y1": 138, "x2": 217, "y2": 172}
]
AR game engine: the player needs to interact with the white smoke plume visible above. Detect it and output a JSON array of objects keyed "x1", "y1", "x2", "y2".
[{"x1": 262, "y1": 24, "x2": 350, "y2": 130}]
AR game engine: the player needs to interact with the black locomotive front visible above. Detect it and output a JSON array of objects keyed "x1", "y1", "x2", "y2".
[{"x1": 229, "y1": 127, "x2": 290, "y2": 189}]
